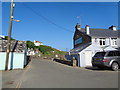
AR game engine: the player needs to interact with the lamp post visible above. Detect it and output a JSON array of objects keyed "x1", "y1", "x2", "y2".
[{"x1": 5, "y1": 0, "x2": 15, "y2": 71}]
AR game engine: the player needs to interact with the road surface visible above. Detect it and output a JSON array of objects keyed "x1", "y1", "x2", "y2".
[{"x1": 2, "y1": 59, "x2": 118, "y2": 88}]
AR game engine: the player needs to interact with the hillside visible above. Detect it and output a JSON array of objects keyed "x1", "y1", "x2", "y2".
[{"x1": 26, "y1": 41, "x2": 66, "y2": 57}]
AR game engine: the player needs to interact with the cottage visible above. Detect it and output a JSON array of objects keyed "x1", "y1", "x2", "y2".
[
  {"x1": 0, "y1": 40, "x2": 27, "y2": 70},
  {"x1": 0, "y1": 35, "x2": 5, "y2": 40},
  {"x1": 34, "y1": 40, "x2": 43, "y2": 46},
  {"x1": 66, "y1": 23, "x2": 119, "y2": 67}
]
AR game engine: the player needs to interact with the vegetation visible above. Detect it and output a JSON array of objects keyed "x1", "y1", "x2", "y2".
[
  {"x1": 26, "y1": 41, "x2": 35, "y2": 49},
  {"x1": 26, "y1": 40, "x2": 66, "y2": 56},
  {"x1": 5, "y1": 36, "x2": 15, "y2": 40},
  {"x1": 4, "y1": 37, "x2": 66, "y2": 57}
]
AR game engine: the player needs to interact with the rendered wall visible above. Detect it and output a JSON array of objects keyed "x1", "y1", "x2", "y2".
[{"x1": 0, "y1": 52, "x2": 27, "y2": 70}]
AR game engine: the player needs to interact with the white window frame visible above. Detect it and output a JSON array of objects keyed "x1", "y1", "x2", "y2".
[
  {"x1": 99, "y1": 38, "x2": 106, "y2": 46},
  {"x1": 111, "y1": 38, "x2": 117, "y2": 46}
]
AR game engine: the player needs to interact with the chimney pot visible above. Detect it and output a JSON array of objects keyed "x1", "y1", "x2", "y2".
[
  {"x1": 109, "y1": 25, "x2": 117, "y2": 31},
  {"x1": 75, "y1": 23, "x2": 81, "y2": 30},
  {"x1": 85, "y1": 24, "x2": 90, "y2": 35}
]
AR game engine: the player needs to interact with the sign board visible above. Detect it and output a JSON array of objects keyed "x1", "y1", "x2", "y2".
[{"x1": 75, "y1": 37, "x2": 83, "y2": 45}]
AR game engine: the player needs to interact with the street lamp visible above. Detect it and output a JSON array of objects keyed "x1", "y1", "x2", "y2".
[{"x1": 13, "y1": 19, "x2": 21, "y2": 22}]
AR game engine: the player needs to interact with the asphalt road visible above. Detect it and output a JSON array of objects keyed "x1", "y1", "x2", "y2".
[{"x1": 2, "y1": 59, "x2": 118, "y2": 88}]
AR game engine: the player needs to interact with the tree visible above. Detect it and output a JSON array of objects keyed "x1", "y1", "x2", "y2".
[
  {"x1": 26, "y1": 41, "x2": 35, "y2": 49},
  {"x1": 5, "y1": 36, "x2": 15, "y2": 40}
]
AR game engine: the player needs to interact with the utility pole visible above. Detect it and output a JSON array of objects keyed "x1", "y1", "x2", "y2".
[{"x1": 5, "y1": 0, "x2": 15, "y2": 71}]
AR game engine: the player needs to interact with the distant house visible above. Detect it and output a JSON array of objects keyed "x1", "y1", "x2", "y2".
[
  {"x1": 27, "y1": 48, "x2": 40, "y2": 56},
  {"x1": 0, "y1": 35, "x2": 5, "y2": 40},
  {"x1": 27, "y1": 48, "x2": 35, "y2": 56},
  {"x1": 34, "y1": 40, "x2": 43, "y2": 46},
  {"x1": 66, "y1": 24, "x2": 119, "y2": 67},
  {"x1": 0, "y1": 40, "x2": 27, "y2": 70}
]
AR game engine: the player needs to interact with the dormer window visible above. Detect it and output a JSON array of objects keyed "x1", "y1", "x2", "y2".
[
  {"x1": 99, "y1": 38, "x2": 106, "y2": 46},
  {"x1": 111, "y1": 38, "x2": 117, "y2": 46}
]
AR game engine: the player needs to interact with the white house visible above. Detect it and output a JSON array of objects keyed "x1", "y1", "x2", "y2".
[
  {"x1": 66, "y1": 24, "x2": 119, "y2": 67},
  {"x1": 0, "y1": 35, "x2": 5, "y2": 40},
  {"x1": 27, "y1": 48, "x2": 35, "y2": 56},
  {"x1": 34, "y1": 40, "x2": 43, "y2": 46}
]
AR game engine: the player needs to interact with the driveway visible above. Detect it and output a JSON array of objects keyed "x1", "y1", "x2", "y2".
[{"x1": 2, "y1": 59, "x2": 118, "y2": 88}]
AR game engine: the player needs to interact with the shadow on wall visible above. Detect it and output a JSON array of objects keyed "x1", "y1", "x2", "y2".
[{"x1": 24, "y1": 56, "x2": 31, "y2": 68}]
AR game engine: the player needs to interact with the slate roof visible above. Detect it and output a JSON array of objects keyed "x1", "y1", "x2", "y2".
[
  {"x1": 0, "y1": 40, "x2": 26, "y2": 53},
  {"x1": 78, "y1": 28, "x2": 119, "y2": 38}
]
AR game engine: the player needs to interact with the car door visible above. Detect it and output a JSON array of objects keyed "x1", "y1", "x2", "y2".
[{"x1": 117, "y1": 51, "x2": 120, "y2": 65}]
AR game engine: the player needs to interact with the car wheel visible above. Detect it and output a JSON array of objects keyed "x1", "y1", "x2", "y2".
[{"x1": 111, "y1": 62, "x2": 119, "y2": 71}]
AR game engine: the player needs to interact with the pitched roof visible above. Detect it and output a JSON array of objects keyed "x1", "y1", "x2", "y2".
[
  {"x1": 89, "y1": 29, "x2": 118, "y2": 38},
  {"x1": 78, "y1": 28, "x2": 119, "y2": 38},
  {"x1": 0, "y1": 40, "x2": 26, "y2": 53}
]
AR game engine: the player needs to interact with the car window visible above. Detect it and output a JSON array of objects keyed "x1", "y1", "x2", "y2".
[
  {"x1": 115, "y1": 51, "x2": 120, "y2": 56},
  {"x1": 94, "y1": 52, "x2": 106, "y2": 57},
  {"x1": 107, "y1": 51, "x2": 120, "y2": 57}
]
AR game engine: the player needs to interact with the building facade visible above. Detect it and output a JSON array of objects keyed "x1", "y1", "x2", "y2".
[
  {"x1": 0, "y1": 40, "x2": 27, "y2": 70},
  {"x1": 66, "y1": 24, "x2": 119, "y2": 67}
]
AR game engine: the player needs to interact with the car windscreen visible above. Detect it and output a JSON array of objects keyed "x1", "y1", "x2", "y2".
[{"x1": 94, "y1": 52, "x2": 106, "y2": 57}]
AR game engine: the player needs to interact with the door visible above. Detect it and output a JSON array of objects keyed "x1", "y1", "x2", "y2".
[{"x1": 85, "y1": 51, "x2": 92, "y2": 66}]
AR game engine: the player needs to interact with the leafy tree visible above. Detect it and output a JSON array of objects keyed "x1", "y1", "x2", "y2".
[
  {"x1": 26, "y1": 41, "x2": 35, "y2": 49},
  {"x1": 5, "y1": 36, "x2": 15, "y2": 40}
]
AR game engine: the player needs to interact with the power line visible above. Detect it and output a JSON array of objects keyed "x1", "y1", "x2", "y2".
[
  {"x1": 63, "y1": 2, "x2": 118, "y2": 6},
  {"x1": 22, "y1": 3, "x2": 74, "y2": 33}
]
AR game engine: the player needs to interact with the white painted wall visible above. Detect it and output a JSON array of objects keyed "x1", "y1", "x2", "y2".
[
  {"x1": 69, "y1": 37, "x2": 118, "y2": 67},
  {"x1": 78, "y1": 38, "x2": 117, "y2": 67}
]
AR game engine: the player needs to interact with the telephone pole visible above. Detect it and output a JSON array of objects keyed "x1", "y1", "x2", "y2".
[{"x1": 5, "y1": 0, "x2": 15, "y2": 71}]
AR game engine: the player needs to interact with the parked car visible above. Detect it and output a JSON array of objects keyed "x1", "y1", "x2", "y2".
[{"x1": 92, "y1": 50, "x2": 120, "y2": 71}]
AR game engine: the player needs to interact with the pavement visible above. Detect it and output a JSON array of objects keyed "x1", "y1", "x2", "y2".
[{"x1": 2, "y1": 59, "x2": 119, "y2": 88}]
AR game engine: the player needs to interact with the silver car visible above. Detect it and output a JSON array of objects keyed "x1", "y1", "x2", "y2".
[{"x1": 92, "y1": 50, "x2": 120, "y2": 71}]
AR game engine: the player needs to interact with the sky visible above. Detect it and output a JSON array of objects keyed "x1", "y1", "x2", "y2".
[{"x1": 2, "y1": 2, "x2": 118, "y2": 51}]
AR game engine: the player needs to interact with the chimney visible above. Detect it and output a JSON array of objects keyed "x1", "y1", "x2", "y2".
[
  {"x1": 75, "y1": 23, "x2": 81, "y2": 30},
  {"x1": 85, "y1": 24, "x2": 90, "y2": 35},
  {"x1": 109, "y1": 25, "x2": 117, "y2": 31}
]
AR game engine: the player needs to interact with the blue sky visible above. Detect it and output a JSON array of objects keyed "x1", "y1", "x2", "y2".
[{"x1": 2, "y1": 2, "x2": 118, "y2": 51}]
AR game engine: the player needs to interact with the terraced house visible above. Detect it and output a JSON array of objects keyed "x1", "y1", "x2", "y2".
[{"x1": 67, "y1": 24, "x2": 119, "y2": 67}]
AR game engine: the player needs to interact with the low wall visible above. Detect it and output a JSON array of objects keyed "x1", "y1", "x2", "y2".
[
  {"x1": 0, "y1": 52, "x2": 27, "y2": 70},
  {"x1": 53, "y1": 59, "x2": 73, "y2": 66}
]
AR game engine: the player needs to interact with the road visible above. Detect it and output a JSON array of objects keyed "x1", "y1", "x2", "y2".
[{"x1": 2, "y1": 59, "x2": 118, "y2": 88}]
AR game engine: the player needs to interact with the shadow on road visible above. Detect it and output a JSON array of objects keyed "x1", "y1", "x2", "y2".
[
  {"x1": 85, "y1": 66, "x2": 112, "y2": 71},
  {"x1": 53, "y1": 59, "x2": 73, "y2": 66}
]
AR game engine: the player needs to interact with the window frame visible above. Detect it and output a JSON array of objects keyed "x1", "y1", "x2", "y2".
[
  {"x1": 99, "y1": 38, "x2": 106, "y2": 46},
  {"x1": 111, "y1": 38, "x2": 117, "y2": 46}
]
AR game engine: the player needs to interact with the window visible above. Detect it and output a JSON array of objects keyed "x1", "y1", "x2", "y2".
[
  {"x1": 111, "y1": 38, "x2": 117, "y2": 46},
  {"x1": 115, "y1": 51, "x2": 120, "y2": 56},
  {"x1": 99, "y1": 38, "x2": 106, "y2": 45},
  {"x1": 107, "y1": 51, "x2": 115, "y2": 56},
  {"x1": 94, "y1": 52, "x2": 106, "y2": 57},
  {"x1": 107, "y1": 51, "x2": 120, "y2": 56},
  {"x1": 94, "y1": 38, "x2": 97, "y2": 42}
]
